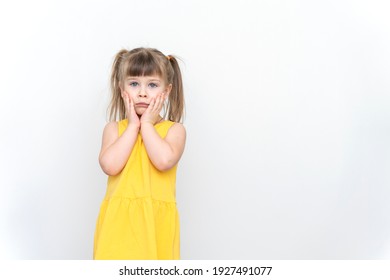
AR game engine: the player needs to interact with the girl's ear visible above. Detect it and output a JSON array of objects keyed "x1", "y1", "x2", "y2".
[{"x1": 164, "y1": 83, "x2": 172, "y2": 98}]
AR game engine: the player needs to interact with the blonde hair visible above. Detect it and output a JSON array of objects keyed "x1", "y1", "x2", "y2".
[{"x1": 108, "y1": 47, "x2": 185, "y2": 123}]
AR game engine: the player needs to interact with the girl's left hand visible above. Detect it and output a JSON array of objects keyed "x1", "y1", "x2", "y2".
[{"x1": 140, "y1": 93, "x2": 166, "y2": 125}]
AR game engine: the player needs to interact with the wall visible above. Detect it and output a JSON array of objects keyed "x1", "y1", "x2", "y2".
[{"x1": 0, "y1": 0, "x2": 389, "y2": 259}]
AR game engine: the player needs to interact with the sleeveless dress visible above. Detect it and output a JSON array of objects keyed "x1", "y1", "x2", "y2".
[{"x1": 93, "y1": 119, "x2": 180, "y2": 260}]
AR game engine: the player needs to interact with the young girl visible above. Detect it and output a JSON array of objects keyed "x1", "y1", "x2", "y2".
[{"x1": 93, "y1": 47, "x2": 186, "y2": 260}]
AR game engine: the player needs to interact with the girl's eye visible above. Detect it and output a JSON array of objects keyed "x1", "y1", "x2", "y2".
[
  {"x1": 149, "y1": 83, "x2": 158, "y2": 88},
  {"x1": 129, "y1": 82, "x2": 138, "y2": 87}
]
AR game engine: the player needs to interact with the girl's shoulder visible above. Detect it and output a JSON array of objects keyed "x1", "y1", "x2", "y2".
[
  {"x1": 103, "y1": 121, "x2": 118, "y2": 132},
  {"x1": 102, "y1": 121, "x2": 119, "y2": 138},
  {"x1": 170, "y1": 121, "x2": 185, "y2": 130},
  {"x1": 165, "y1": 121, "x2": 186, "y2": 139},
  {"x1": 158, "y1": 120, "x2": 185, "y2": 130},
  {"x1": 106, "y1": 119, "x2": 131, "y2": 137}
]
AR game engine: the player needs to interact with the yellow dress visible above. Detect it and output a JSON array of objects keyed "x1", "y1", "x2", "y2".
[{"x1": 93, "y1": 119, "x2": 180, "y2": 260}]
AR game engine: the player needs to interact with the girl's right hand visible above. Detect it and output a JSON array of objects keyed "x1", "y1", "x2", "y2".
[{"x1": 122, "y1": 91, "x2": 140, "y2": 129}]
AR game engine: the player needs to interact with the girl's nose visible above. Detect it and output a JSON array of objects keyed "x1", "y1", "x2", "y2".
[{"x1": 138, "y1": 87, "x2": 147, "y2": 97}]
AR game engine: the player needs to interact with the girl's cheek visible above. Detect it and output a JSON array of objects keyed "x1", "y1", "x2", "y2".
[{"x1": 151, "y1": 88, "x2": 161, "y2": 95}]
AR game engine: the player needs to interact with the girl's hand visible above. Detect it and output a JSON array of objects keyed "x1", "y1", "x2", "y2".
[
  {"x1": 140, "y1": 93, "x2": 166, "y2": 125},
  {"x1": 122, "y1": 91, "x2": 140, "y2": 128}
]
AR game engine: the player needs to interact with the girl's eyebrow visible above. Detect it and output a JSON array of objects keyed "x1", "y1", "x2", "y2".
[
  {"x1": 126, "y1": 76, "x2": 162, "y2": 82},
  {"x1": 126, "y1": 77, "x2": 161, "y2": 83},
  {"x1": 145, "y1": 78, "x2": 162, "y2": 82}
]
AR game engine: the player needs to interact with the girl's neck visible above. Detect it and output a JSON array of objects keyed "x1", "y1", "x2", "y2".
[{"x1": 136, "y1": 115, "x2": 164, "y2": 124}]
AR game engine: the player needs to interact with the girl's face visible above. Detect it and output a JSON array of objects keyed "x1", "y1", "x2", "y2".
[{"x1": 122, "y1": 75, "x2": 172, "y2": 116}]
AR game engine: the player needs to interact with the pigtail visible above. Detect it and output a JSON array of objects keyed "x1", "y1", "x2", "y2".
[
  {"x1": 108, "y1": 49, "x2": 128, "y2": 121},
  {"x1": 166, "y1": 55, "x2": 185, "y2": 123}
]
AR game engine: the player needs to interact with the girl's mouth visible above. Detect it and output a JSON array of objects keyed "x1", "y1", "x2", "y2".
[{"x1": 136, "y1": 102, "x2": 149, "y2": 108}]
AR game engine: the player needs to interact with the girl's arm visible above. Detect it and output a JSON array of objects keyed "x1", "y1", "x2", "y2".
[
  {"x1": 98, "y1": 122, "x2": 139, "y2": 176},
  {"x1": 99, "y1": 93, "x2": 140, "y2": 176},
  {"x1": 140, "y1": 122, "x2": 186, "y2": 171}
]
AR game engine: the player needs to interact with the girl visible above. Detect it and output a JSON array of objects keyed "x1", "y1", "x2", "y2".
[{"x1": 93, "y1": 47, "x2": 186, "y2": 260}]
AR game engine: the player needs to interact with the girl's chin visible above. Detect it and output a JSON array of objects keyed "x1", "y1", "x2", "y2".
[{"x1": 135, "y1": 109, "x2": 146, "y2": 116}]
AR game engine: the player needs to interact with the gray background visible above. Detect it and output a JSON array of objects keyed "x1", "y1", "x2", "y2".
[{"x1": 0, "y1": 0, "x2": 389, "y2": 259}]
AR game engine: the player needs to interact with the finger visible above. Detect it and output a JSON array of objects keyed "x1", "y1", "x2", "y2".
[
  {"x1": 127, "y1": 96, "x2": 133, "y2": 116},
  {"x1": 122, "y1": 93, "x2": 128, "y2": 109},
  {"x1": 153, "y1": 94, "x2": 160, "y2": 107},
  {"x1": 148, "y1": 97, "x2": 156, "y2": 111},
  {"x1": 128, "y1": 96, "x2": 133, "y2": 113},
  {"x1": 127, "y1": 95, "x2": 131, "y2": 111},
  {"x1": 157, "y1": 94, "x2": 164, "y2": 111},
  {"x1": 129, "y1": 96, "x2": 134, "y2": 109},
  {"x1": 161, "y1": 94, "x2": 167, "y2": 108},
  {"x1": 160, "y1": 93, "x2": 165, "y2": 106},
  {"x1": 154, "y1": 94, "x2": 161, "y2": 111},
  {"x1": 131, "y1": 96, "x2": 139, "y2": 112},
  {"x1": 150, "y1": 95, "x2": 157, "y2": 111}
]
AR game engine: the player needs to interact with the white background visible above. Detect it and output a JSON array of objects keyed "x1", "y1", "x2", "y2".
[{"x1": 0, "y1": 0, "x2": 389, "y2": 259}]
